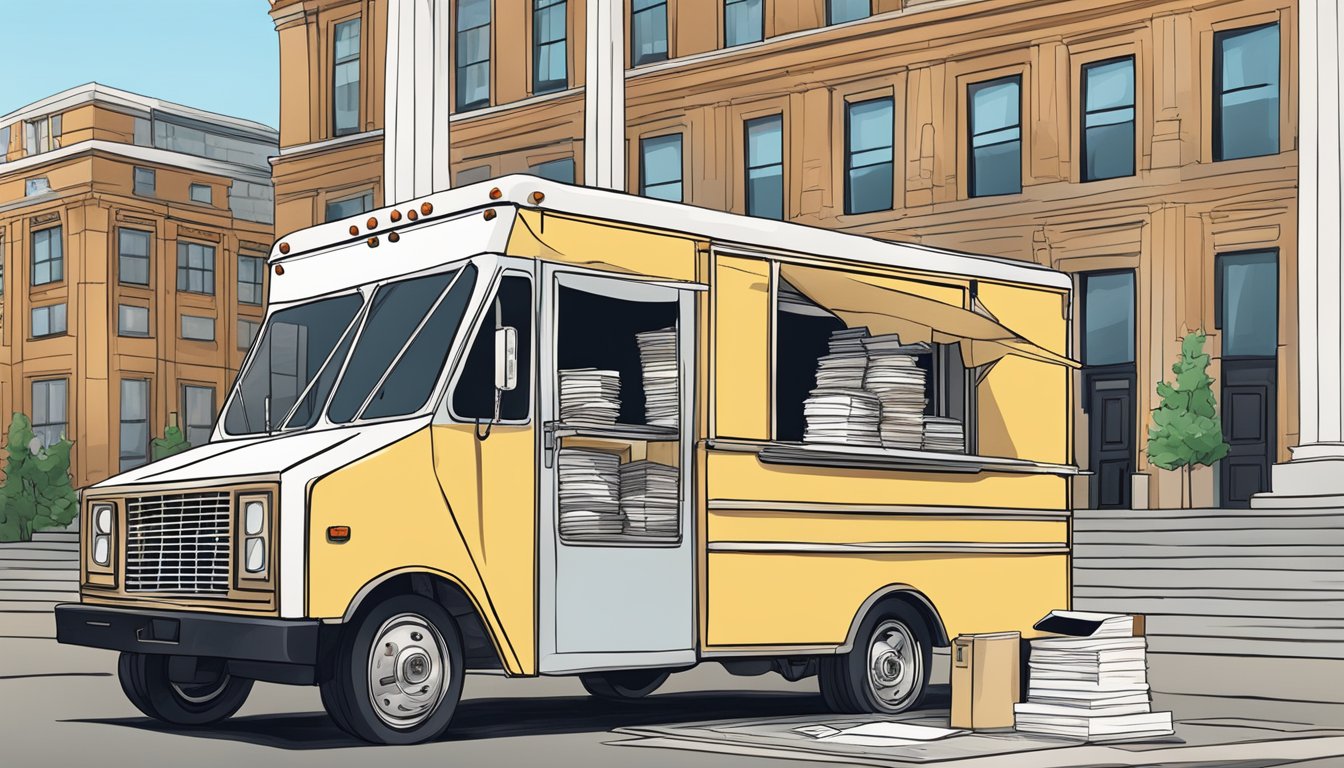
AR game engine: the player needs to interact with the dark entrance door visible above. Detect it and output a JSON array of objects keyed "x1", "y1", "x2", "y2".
[
  {"x1": 1220, "y1": 358, "x2": 1276, "y2": 507},
  {"x1": 1085, "y1": 370, "x2": 1136, "y2": 509}
]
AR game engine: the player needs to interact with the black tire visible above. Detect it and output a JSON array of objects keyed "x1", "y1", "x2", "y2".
[
  {"x1": 319, "y1": 594, "x2": 465, "y2": 745},
  {"x1": 579, "y1": 668, "x2": 671, "y2": 700},
  {"x1": 117, "y1": 652, "x2": 253, "y2": 726},
  {"x1": 819, "y1": 600, "x2": 932, "y2": 714}
]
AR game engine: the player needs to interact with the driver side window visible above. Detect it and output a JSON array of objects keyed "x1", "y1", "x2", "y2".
[{"x1": 452, "y1": 274, "x2": 532, "y2": 421}]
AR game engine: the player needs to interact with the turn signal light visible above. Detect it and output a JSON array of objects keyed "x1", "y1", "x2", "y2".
[
  {"x1": 489, "y1": 187, "x2": 502, "y2": 200},
  {"x1": 483, "y1": 209, "x2": 497, "y2": 220},
  {"x1": 388, "y1": 231, "x2": 400, "y2": 242},
  {"x1": 367, "y1": 236, "x2": 379, "y2": 248},
  {"x1": 327, "y1": 526, "x2": 351, "y2": 543},
  {"x1": 274, "y1": 264, "x2": 285, "y2": 275}
]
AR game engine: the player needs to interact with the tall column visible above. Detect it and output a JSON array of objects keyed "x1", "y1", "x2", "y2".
[
  {"x1": 584, "y1": 0, "x2": 626, "y2": 190},
  {"x1": 384, "y1": 0, "x2": 452, "y2": 204},
  {"x1": 1255, "y1": 0, "x2": 1344, "y2": 505}
]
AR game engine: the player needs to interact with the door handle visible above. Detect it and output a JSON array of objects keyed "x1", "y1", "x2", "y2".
[{"x1": 543, "y1": 422, "x2": 556, "y2": 469}]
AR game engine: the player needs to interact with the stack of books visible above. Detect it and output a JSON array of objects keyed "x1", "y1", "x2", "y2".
[
  {"x1": 636, "y1": 328, "x2": 679, "y2": 428},
  {"x1": 862, "y1": 334, "x2": 930, "y2": 451},
  {"x1": 557, "y1": 448, "x2": 623, "y2": 539},
  {"x1": 619, "y1": 460, "x2": 679, "y2": 537},
  {"x1": 922, "y1": 416, "x2": 966, "y2": 453},
  {"x1": 559, "y1": 368, "x2": 621, "y2": 426},
  {"x1": 1015, "y1": 611, "x2": 1174, "y2": 742}
]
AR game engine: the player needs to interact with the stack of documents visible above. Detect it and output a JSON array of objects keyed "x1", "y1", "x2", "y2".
[
  {"x1": 922, "y1": 416, "x2": 966, "y2": 453},
  {"x1": 862, "y1": 334, "x2": 929, "y2": 450},
  {"x1": 636, "y1": 328, "x2": 679, "y2": 428},
  {"x1": 803, "y1": 390, "x2": 883, "y2": 447},
  {"x1": 1015, "y1": 611, "x2": 1174, "y2": 742},
  {"x1": 813, "y1": 327, "x2": 871, "y2": 390},
  {"x1": 619, "y1": 460, "x2": 679, "y2": 537},
  {"x1": 559, "y1": 368, "x2": 621, "y2": 426},
  {"x1": 557, "y1": 448, "x2": 623, "y2": 539}
]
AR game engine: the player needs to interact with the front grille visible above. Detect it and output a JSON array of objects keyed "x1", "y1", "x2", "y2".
[{"x1": 125, "y1": 492, "x2": 232, "y2": 594}]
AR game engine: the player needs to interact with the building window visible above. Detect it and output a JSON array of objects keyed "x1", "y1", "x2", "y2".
[
  {"x1": 1217, "y1": 250, "x2": 1278, "y2": 357},
  {"x1": 968, "y1": 75, "x2": 1022, "y2": 197},
  {"x1": 533, "y1": 0, "x2": 567, "y2": 94},
  {"x1": 0, "y1": 238, "x2": 5, "y2": 296},
  {"x1": 456, "y1": 0, "x2": 491, "y2": 111},
  {"x1": 724, "y1": 0, "x2": 763, "y2": 47},
  {"x1": 176, "y1": 242, "x2": 216, "y2": 295},
  {"x1": 24, "y1": 115, "x2": 60, "y2": 155},
  {"x1": 120, "y1": 379, "x2": 150, "y2": 471},
  {"x1": 334, "y1": 18, "x2": 362, "y2": 136},
  {"x1": 181, "y1": 314, "x2": 216, "y2": 341},
  {"x1": 134, "y1": 166, "x2": 156, "y2": 196},
  {"x1": 530, "y1": 157, "x2": 575, "y2": 183},
  {"x1": 827, "y1": 0, "x2": 870, "y2": 24},
  {"x1": 118, "y1": 305, "x2": 150, "y2": 337},
  {"x1": 0, "y1": 125, "x2": 9, "y2": 163},
  {"x1": 238, "y1": 254, "x2": 264, "y2": 305},
  {"x1": 182, "y1": 385, "x2": 216, "y2": 447},
  {"x1": 745, "y1": 114, "x2": 783, "y2": 220},
  {"x1": 325, "y1": 191, "x2": 373, "y2": 222},
  {"x1": 632, "y1": 0, "x2": 668, "y2": 65},
  {"x1": 118, "y1": 228, "x2": 151, "y2": 285},
  {"x1": 189, "y1": 183, "x2": 213, "y2": 205},
  {"x1": 844, "y1": 97, "x2": 894, "y2": 214},
  {"x1": 31, "y1": 303, "x2": 67, "y2": 338},
  {"x1": 640, "y1": 134, "x2": 683, "y2": 202},
  {"x1": 238, "y1": 318, "x2": 260, "y2": 350},
  {"x1": 25, "y1": 177, "x2": 51, "y2": 197},
  {"x1": 1081, "y1": 271, "x2": 1135, "y2": 366},
  {"x1": 1214, "y1": 23, "x2": 1279, "y2": 162},
  {"x1": 31, "y1": 379, "x2": 68, "y2": 448},
  {"x1": 1081, "y1": 57, "x2": 1136, "y2": 182},
  {"x1": 31, "y1": 226, "x2": 63, "y2": 285}
]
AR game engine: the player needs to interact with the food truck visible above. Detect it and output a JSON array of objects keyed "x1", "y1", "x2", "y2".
[{"x1": 57, "y1": 176, "x2": 1077, "y2": 744}]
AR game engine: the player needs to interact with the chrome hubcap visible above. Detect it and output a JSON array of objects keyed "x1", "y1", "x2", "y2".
[
  {"x1": 367, "y1": 613, "x2": 449, "y2": 729},
  {"x1": 867, "y1": 620, "x2": 921, "y2": 708}
]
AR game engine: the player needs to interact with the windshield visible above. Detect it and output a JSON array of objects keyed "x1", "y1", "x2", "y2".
[{"x1": 222, "y1": 263, "x2": 480, "y2": 437}]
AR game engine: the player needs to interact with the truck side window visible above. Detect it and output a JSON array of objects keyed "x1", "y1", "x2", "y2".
[{"x1": 453, "y1": 275, "x2": 532, "y2": 421}]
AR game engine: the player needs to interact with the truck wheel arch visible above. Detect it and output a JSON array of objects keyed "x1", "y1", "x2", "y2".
[{"x1": 839, "y1": 584, "x2": 949, "y2": 653}]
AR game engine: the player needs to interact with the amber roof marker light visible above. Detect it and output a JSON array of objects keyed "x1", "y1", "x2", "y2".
[
  {"x1": 348, "y1": 225, "x2": 359, "y2": 236},
  {"x1": 420, "y1": 202, "x2": 434, "y2": 216},
  {"x1": 367, "y1": 236, "x2": 380, "y2": 248},
  {"x1": 274, "y1": 264, "x2": 285, "y2": 275},
  {"x1": 278, "y1": 242, "x2": 290, "y2": 254},
  {"x1": 408, "y1": 209, "x2": 419, "y2": 221},
  {"x1": 388, "y1": 231, "x2": 401, "y2": 242},
  {"x1": 483, "y1": 209, "x2": 497, "y2": 221},
  {"x1": 529, "y1": 191, "x2": 546, "y2": 204},
  {"x1": 366, "y1": 216, "x2": 378, "y2": 230},
  {"x1": 390, "y1": 209, "x2": 402, "y2": 222},
  {"x1": 489, "y1": 187, "x2": 503, "y2": 200}
]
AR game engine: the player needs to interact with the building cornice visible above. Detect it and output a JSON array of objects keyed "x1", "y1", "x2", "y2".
[
  {"x1": 1, "y1": 83, "x2": 277, "y2": 140},
  {"x1": 0, "y1": 139, "x2": 273, "y2": 186},
  {"x1": 273, "y1": 129, "x2": 384, "y2": 163}
]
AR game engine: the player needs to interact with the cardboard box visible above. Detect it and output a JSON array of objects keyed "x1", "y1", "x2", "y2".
[{"x1": 951, "y1": 631, "x2": 1021, "y2": 731}]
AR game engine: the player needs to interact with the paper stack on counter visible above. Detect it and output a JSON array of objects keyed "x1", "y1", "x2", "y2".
[
  {"x1": 619, "y1": 460, "x2": 679, "y2": 537},
  {"x1": 559, "y1": 368, "x2": 621, "y2": 426},
  {"x1": 862, "y1": 334, "x2": 929, "y2": 451},
  {"x1": 922, "y1": 416, "x2": 966, "y2": 453},
  {"x1": 557, "y1": 448, "x2": 623, "y2": 539},
  {"x1": 803, "y1": 390, "x2": 883, "y2": 447},
  {"x1": 636, "y1": 327, "x2": 679, "y2": 428},
  {"x1": 1015, "y1": 610, "x2": 1174, "y2": 742}
]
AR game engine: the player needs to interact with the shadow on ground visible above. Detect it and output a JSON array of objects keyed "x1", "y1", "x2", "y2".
[{"x1": 64, "y1": 687, "x2": 951, "y2": 751}]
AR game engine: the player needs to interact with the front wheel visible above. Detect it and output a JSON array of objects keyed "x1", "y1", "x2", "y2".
[
  {"x1": 580, "y1": 668, "x2": 671, "y2": 700},
  {"x1": 319, "y1": 594, "x2": 465, "y2": 745},
  {"x1": 819, "y1": 600, "x2": 931, "y2": 714},
  {"x1": 117, "y1": 652, "x2": 253, "y2": 725}
]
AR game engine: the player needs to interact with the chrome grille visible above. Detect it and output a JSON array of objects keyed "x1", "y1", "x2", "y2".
[{"x1": 125, "y1": 492, "x2": 231, "y2": 594}]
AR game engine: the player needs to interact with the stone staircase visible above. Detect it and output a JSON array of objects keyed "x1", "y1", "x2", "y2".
[{"x1": 0, "y1": 529, "x2": 80, "y2": 613}]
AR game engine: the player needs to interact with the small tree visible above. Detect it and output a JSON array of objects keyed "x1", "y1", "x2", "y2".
[
  {"x1": 0, "y1": 413, "x2": 78, "y2": 542},
  {"x1": 151, "y1": 414, "x2": 191, "y2": 461},
  {"x1": 1146, "y1": 332, "x2": 1229, "y2": 508}
]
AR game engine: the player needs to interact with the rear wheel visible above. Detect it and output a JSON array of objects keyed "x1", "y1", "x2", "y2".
[
  {"x1": 117, "y1": 652, "x2": 253, "y2": 726},
  {"x1": 580, "y1": 669, "x2": 671, "y2": 700},
  {"x1": 819, "y1": 600, "x2": 931, "y2": 714},
  {"x1": 319, "y1": 594, "x2": 465, "y2": 745}
]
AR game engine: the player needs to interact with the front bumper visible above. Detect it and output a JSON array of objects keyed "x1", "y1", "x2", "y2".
[{"x1": 56, "y1": 604, "x2": 325, "y2": 682}]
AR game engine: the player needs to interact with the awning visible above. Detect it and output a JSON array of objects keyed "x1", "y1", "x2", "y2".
[{"x1": 778, "y1": 263, "x2": 1079, "y2": 369}]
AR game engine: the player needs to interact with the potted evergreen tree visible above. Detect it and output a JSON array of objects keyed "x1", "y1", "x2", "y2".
[{"x1": 1146, "y1": 332, "x2": 1230, "y2": 509}]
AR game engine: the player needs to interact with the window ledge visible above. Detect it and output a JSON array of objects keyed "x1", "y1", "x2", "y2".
[{"x1": 709, "y1": 439, "x2": 1079, "y2": 476}]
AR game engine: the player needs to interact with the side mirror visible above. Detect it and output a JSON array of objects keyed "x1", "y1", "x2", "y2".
[{"x1": 494, "y1": 326, "x2": 518, "y2": 392}]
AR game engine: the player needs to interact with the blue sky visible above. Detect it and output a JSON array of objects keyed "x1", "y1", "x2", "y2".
[{"x1": 0, "y1": 0, "x2": 278, "y2": 127}]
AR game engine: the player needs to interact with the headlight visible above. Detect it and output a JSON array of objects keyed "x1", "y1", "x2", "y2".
[
  {"x1": 244, "y1": 501, "x2": 265, "y2": 536},
  {"x1": 237, "y1": 494, "x2": 270, "y2": 579},
  {"x1": 91, "y1": 503, "x2": 114, "y2": 567}
]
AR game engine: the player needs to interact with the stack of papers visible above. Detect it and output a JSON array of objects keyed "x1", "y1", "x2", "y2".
[
  {"x1": 813, "y1": 327, "x2": 871, "y2": 390},
  {"x1": 557, "y1": 448, "x2": 623, "y2": 539},
  {"x1": 559, "y1": 368, "x2": 621, "y2": 426},
  {"x1": 620, "y1": 460, "x2": 679, "y2": 537},
  {"x1": 803, "y1": 390, "x2": 882, "y2": 447},
  {"x1": 636, "y1": 328, "x2": 679, "y2": 428},
  {"x1": 922, "y1": 416, "x2": 966, "y2": 453},
  {"x1": 862, "y1": 334, "x2": 929, "y2": 451},
  {"x1": 1015, "y1": 610, "x2": 1173, "y2": 742}
]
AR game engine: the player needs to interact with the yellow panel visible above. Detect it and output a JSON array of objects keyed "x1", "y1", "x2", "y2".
[
  {"x1": 708, "y1": 511, "x2": 1066, "y2": 545},
  {"x1": 977, "y1": 356, "x2": 1071, "y2": 464},
  {"x1": 505, "y1": 209, "x2": 698, "y2": 282},
  {"x1": 714, "y1": 256, "x2": 772, "y2": 439},
  {"x1": 307, "y1": 426, "x2": 535, "y2": 675},
  {"x1": 706, "y1": 552, "x2": 1069, "y2": 647},
  {"x1": 706, "y1": 451, "x2": 1069, "y2": 510},
  {"x1": 977, "y1": 282, "x2": 1068, "y2": 355}
]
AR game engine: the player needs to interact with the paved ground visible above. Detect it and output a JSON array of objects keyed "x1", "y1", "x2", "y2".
[{"x1": 2, "y1": 611, "x2": 1343, "y2": 768}]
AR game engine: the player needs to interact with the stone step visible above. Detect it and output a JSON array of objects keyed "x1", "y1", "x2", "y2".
[
  {"x1": 1146, "y1": 615, "x2": 1344, "y2": 644},
  {"x1": 1148, "y1": 653, "x2": 1344, "y2": 704},
  {"x1": 1074, "y1": 555, "x2": 1344, "y2": 571},
  {"x1": 31, "y1": 530, "x2": 80, "y2": 542},
  {"x1": 1145, "y1": 634, "x2": 1344, "y2": 660},
  {"x1": 1073, "y1": 594, "x2": 1344, "y2": 620},
  {"x1": 0, "y1": 552, "x2": 80, "y2": 566},
  {"x1": 1073, "y1": 514, "x2": 1344, "y2": 531},
  {"x1": 1072, "y1": 528, "x2": 1344, "y2": 546},
  {"x1": 0, "y1": 589, "x2": 79, "y2": 602},
  {"x1": 0, "y1": 600, "x2": 66, "y2": 613},
  {"x1": 1075, "y1": 506, "x2": 1344, "y2": 520},
  {"x1": 0, "y1": 562, "x2": 80, "y2": 574},
  {"x1": 1072, "y1": 567, "x2": 1344, "y2": 592},
  {"x1": 0, "y1": 540, "x2": 79, "y2": 552},
  {"x1": 0, "y1": 578, "x2": 80, "y2": 593},
  {"x1": 1074, "y1": 544, "x2": 1344, "y2": 558},
  {"x1": 0, "y1": 568, "x2": 78, "y2": 581}
]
